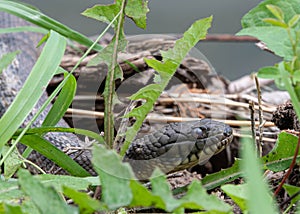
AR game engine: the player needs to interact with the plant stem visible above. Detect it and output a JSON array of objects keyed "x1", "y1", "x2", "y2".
[{"x1": 105, "y1": 0, "x2": 126, "y2": 149}]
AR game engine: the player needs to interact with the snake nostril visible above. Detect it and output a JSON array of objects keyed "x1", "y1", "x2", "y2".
[{"x1": 223, "y1": 126, "x2": 233, "y2": 137}]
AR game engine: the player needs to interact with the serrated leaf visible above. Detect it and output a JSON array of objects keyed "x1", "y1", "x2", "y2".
[
  {"x1": 202, "y1": 159, "x2": 242, "y2": 190},
  {"x1": 18, "y1": 169, "x2": 77, "y2": 214},
  {"x1": 289, "y1": 14, "x2": 300, "y2": 28},
  {"x1": 0, "y1": 50, "x2": 20, "y2": 74},
  {"x1": 92, "y1": 144, "x2": 134, "y2": 209},
  {"x1": 263, "y1": 132, "x2": 300, "y2": 172},
  {"x1": 266, "y1": 4, "x2": 284, "y2": 21},
  {"x1": 221, "y1": 184, "x2": 247, "y2": 212},
  {"x1": 63, "y1": 186, "x2": 106, "y2": 213},
  {"x1": 2, "y1": 144, "x2": 23, "y2": 179},
  {"x1": 121, "y1": 16, "x2": 212, "y2": 155},
  {"x1": 257, "y1": 66, "x2": 281, "y2": 79},
  {"x1": 125, "y1": 0, "x2": 149, "y2": 29},
  {"x1": 241, "y1": 137, "x2": 279, "y2": 214}
]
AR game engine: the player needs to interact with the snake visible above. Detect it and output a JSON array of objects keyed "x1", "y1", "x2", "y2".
[{"x1": 0, "y1": 13, "x2": 233, "y2": 180}]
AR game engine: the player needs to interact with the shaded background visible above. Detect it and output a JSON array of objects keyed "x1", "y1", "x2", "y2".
[{"x1": 23, "y1": 0, "x2": 280, "y2": 80}]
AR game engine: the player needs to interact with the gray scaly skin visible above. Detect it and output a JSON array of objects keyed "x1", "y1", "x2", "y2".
[
  {"x1": 123, "y1": 119, "x2": 233, "y2": 180},
  {"x1": 0, "y1": 13, "x2": 233, "y2": 180}
]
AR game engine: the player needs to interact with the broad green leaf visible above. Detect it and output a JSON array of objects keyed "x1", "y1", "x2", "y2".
[
  {"x1": 283, "y1": 184, "x2": 300, "y2": 207},
  {"x1": 241, "y1": 137, "x2": 278, "y2": 214},
  {"x1": 82, "y1": 1, "x2": 122, "y2": 29},
  {"x1": 18, "y1": 169, "x2": 77, "y2": 214},
  {"x1": 121, "y1": 16, "x2": 212, "y2": 155},
  {"x1": 0, "y1": 1, "x2": 102, "y2": 51},
  {"x1": 257, "y1": 66, "x2": 281, "y2": 79},
  {"x1": 63, "y1": 186, "x2": 106, "y2": 213},
  {"x1": 241, "y1": 0, "x2": 300, "y2": 30},
  {"x1": 3, "y1": 204, "x2": 23, "y2": 214},
  {"x1": 221, "y1": 184, "x2": 247, "y2": 212},
  {"x1": 42, "y1": 71, "x2": 76, "y2": 127},
  {"x1": 266, "y1": 4, "x2": 284, "y2": 21},
  {"x1": 20, "y1": 135, "x2": 90, "y2": 177},
  {"x1": 0, "y1": 50, "x2": 20, "y2": 74},
  {"x1": 263, "y1": 132, "x2": 300, "y2": 172},
  {"x1": 0, "y1": 179, "x2": 22, "y2": 202},
  {"x1": 0, "y1": 31, "x2": 66, "y2": 149},
  {"x1": 237, "y1": 26, "x2": 295, "y2": 60},
  {"x1": 125, "y1": 0, "x2": 149, "y2": 29},
  {"x1": 92, "y1": 144, "x2": 134, "y2": 209}
]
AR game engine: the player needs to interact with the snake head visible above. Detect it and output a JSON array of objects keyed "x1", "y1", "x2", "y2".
[{"x1": 123, "y1": 119, "x2": 233, "y2": 180}]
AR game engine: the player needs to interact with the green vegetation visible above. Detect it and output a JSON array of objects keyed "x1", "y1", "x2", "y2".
[{"x1": 0, "y1": 0, "x2": 300, "y2": 213}]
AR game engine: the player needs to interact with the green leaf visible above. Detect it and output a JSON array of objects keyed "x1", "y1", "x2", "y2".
[
  {"x1": 125, "y1": 0, "x2": 149, "y2": 29},
  {"x1": 0, "y1": 1, "x2": 102, "y2": 51},
  {"x1": 201, "y1": 159, "x2": 242, "y2": 190},
  {"x1": 289, "y1": 14, "x2": 300, "y2": 28},
  {"x1": 121, "y1": 16, "x2": 212, "y2": 155},
  {"x1": 241, "y1": 137, "x2": 279, "y2": 214},
  {"x1": 241, "y1": 0, "x2": 300, "y2": 29},
  {"x1": 221, "y1": 184, "x2": 247, "y2": 212},
  {"x1": 293, "y1": 70, "x2": 300, "y2": 82},
  {"x1": 263, "y1": 18, "x2": 288, "y2": 28},
  {"x1": 92, "y1": 144, "x2": 134, "y2": 209},
  {"x1": 63, "y1": 186, "x2": 106, "y2": 213},
  {"x1": 0, "y1": 26, "x2": 48, "y2": 34},
  {"x1": 263, "y1": 132, "x2": 300, "y2": 172},
  {"x1": 283, "y1": 184, "x2": 300, "y2": 207},
  {"x1": 20, "y1": 135, "x2": 90, "y2": 177},
  {"x1": 3, "y1": 204, "x2": 23, "y2": 214},
  {"x1": 82, "y1": 1, "x2": 121, "y2": 29},
  {"x1": 257, "y1": 66, "x2": 281, "y2": 79},
  {"x1": 0, "y1": 30, "x2": 66, "y2": 149},
  {"x1": 36, "y1": 174, "x2": 100, "y2": 192},
  {"x1": 266, "y1": 4, "x2": 285, "y2": 21},
  {"x1": 237, "y1": 26, "x2": 295, "y2": 60},
  {"x1": 0, "y1": 178, "x2": 22, "y2": 202},
  {"x1": 18, "y1": 169, "x2": 77, "y2": 214},
  {"x1": 0, "y1": 50, "x2": 20, "y2": 74},
  {"x1": 2, "y1": 144, "x2": 23, "y2": 179},
  {"x1": 42, "y1": 70, "x2": 76, "y2": 127}
]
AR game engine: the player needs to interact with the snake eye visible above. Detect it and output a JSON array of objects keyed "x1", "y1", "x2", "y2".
[
  {"x1": 192, "y1": 128, "x2": 204, "y2": 139},
  {"x1": 223, "y1": 126, "x2": 233, "y2": 137}
]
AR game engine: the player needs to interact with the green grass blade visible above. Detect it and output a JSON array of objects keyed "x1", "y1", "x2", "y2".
[
  {"x1": 20, "y1": 135, "x2": 90, "y2": 177},
  {"x1": 42, "y1": 71, "x2": 76, "y2": 127},
  {"x1": 0, "y1": 30, "x2": 66, "y2": 148},
  {"x1": 0, "y1": 26, "x2": 48, "y2": 34},
  {"x1": 0, "y1": 1, "x2": 102, "y2": 51},
  {"x1": 0, "y1": 50, "x2": 19, "y2": 74}
]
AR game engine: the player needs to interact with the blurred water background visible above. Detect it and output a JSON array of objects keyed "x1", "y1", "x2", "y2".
[{"x1": 23, "y1": 0, "x2": 280, "y2": 80}]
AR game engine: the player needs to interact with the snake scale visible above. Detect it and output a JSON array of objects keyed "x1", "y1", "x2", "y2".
[{"x1": 0, "y1": 13, "x2": 233, "y2": 180}]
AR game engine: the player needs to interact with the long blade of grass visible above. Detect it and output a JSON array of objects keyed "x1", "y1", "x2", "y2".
[
  {"x1": 0, "y1": 26, "x2": 48, "y2": 34},
  {"x1": 20, "y1": 135, "x2": 90, "y2": 177},
  {"x1": 0, "y1": 30, "x2": 66, "y2": 149},
  {"x1": 0, "y1": 1, "x2": 102, "y2": 51}
]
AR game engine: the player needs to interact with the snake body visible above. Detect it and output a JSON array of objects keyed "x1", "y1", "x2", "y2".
[{"x1": 0, "y1": 13, "x2": 233, "y2": 180}]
